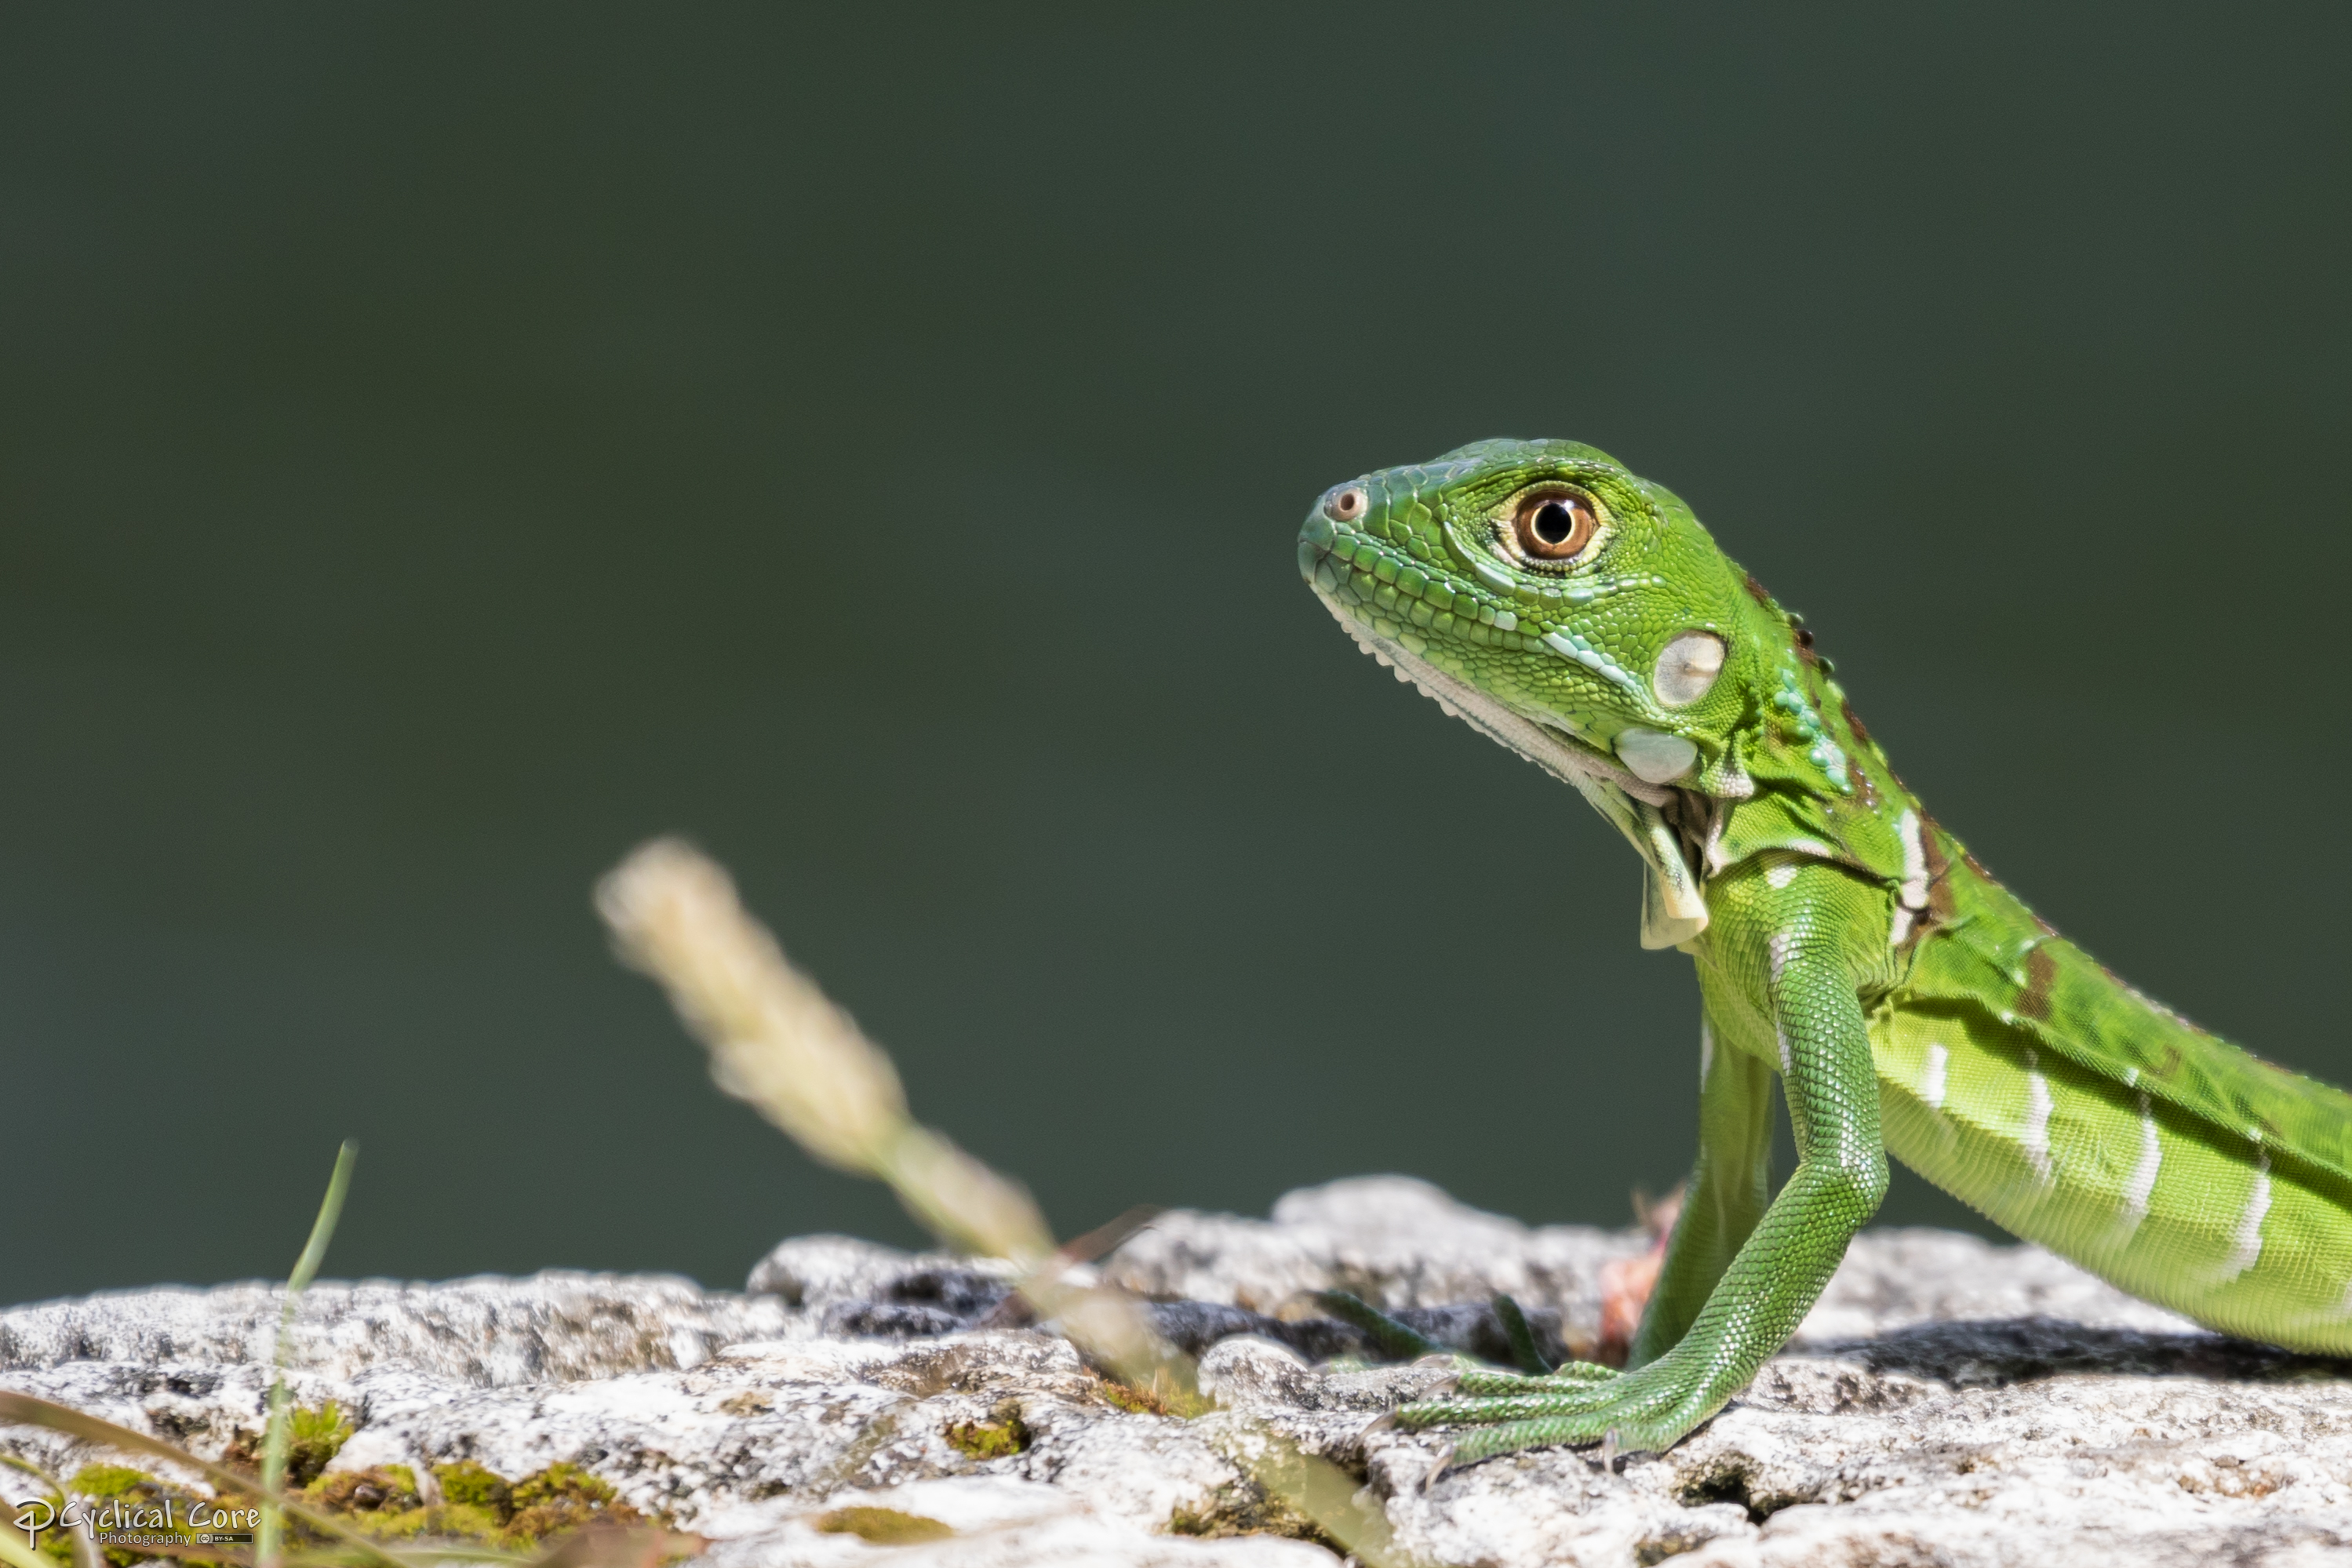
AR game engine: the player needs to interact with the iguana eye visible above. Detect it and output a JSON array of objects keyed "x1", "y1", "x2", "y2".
[
  {"x1": 1514, "y1": 493, "x2": 1597, "y2": 560},
  {"x1": 1324, "y1": 486, "x2": 1369, "y2": 522}
]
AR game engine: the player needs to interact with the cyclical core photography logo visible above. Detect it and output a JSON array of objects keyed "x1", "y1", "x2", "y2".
[{"x1": 13, "y1": 1494, "x2": 261, "y2": 1552}]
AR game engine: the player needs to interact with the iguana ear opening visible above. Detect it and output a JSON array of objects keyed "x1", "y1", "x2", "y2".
[{"x1": 1654, "y1": 631, "x2": 1728, "y2": 708}]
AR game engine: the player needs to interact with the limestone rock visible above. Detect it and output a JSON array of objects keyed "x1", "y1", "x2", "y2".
[
  {"x1": 0, "y1": 1271, "x2": 797, "y2": 1384},
  {"x1": 5, "y1": 1177, "x2": 2350, "y2": 1567}
]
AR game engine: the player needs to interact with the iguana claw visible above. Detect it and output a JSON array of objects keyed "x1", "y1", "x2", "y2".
[{"x1": 1424, "y1": 1445, "x2": 1456, "y2": 1490}]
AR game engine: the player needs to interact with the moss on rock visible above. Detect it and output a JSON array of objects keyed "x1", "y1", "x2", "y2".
[
  {"x1": 308, "y1": 1466, "x2": 419, "y2": 1514},
  {"x1": 64, "y1": 1466, "x2": 151, "y2": 1500},
  {"x1": 813, "y1": 1507, "x2": 953, "y2": 1544},
  {"x1": 501, "y1": 1461, "x2": 643, "y2": 1545},
  {"x1": 217, "y1": 1401, "x2": 355, "y2": 1490},
  {"x1": 430, "y1": 1459, "x2": 514, "y2": 1519},
  {"x1": 944, "y1": 1410, "x2": 1030, "y2": 1460}
]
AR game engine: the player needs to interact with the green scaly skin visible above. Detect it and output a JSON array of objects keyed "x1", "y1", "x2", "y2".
[{"x1": 1296, "y1": 438, "x2": 2352, "y2": 1464}]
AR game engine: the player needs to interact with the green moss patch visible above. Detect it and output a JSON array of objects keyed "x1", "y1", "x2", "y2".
[
  {"x1": 813, "y1": 1507, "x2": 954, "y2": 1544},
  {"x1": 311, "y1": 1459, "x2": 646, "y2": 1548},
  {"x1": 944, "y1": 1411, "x2": 1029, "y2": 1460},
  {"x1": 64, "y1": 1466, "x2": 152, "y2": 1500},
  {"x1": 1093, "y1": 1370, "x2": 1215, "y2": 1420},
  {"x1": 27, "y1": 1427, "x2": 642, "y2": 1564},
  {"x1": 431, "y1": 1459, "x2": 515, "y2": 1516},
  {"x1": 218, "y1": 1401, "x2": 355, "y2": 1490},
  {"x1": 501, "y1": 1461, "x2": 641, "y2": 1545},
  {"x1": 308, "y1": 1466, "x2": 419, "y2": 1513},
  {"x1": 53, "y1": 1465, "x2": 221, "y2": 1568}
]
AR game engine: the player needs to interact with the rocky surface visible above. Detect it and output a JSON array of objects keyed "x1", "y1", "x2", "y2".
[{"x1": 5, "y1": 1177, "x2": 2352, "y2": 1566}]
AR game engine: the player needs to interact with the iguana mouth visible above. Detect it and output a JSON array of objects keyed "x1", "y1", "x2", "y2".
[{"x1": 1307, "y1": 587, "x2": 1669, "y2": 809}]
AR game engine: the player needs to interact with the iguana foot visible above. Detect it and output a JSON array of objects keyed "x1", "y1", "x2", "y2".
[
  {"x1": 1451, "y1": 1363, "x2": 1617, "y2": 1393},
  {"x1": 1322, "y1": 1291, "x2": 1707, "y2": 1462},
  {"x1": 1393, "y1": 1356, "x2": 1717, "y2": 1463}
]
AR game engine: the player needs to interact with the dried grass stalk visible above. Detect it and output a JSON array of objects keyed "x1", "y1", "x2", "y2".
[
  {"x1": 596, "y1": 839, "x2": 1052, "y2": 1268},
  {"x1": 596, "y1": 838, "x2": 1411, "y2": 1567}
]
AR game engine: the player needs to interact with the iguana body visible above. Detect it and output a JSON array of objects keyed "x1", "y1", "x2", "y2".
[{"x1": 1297, "y1": 438, "x2": 2352, "y2": 1462}]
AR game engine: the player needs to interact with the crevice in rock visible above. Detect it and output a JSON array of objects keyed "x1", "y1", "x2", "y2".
[
  {"x1": 810, "y1": 1268, "x2": 1574, "y2": 1372},
  {"x1": 1676, "y1": 1461, "x2": 1812, "y2": 1526}
]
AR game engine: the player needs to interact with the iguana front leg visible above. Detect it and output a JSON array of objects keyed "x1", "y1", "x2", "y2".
[
  {"x1": 1628, "y1": 1016, "x2": 1776, "y2": 1368},
  {"x1": 1394, "y1": 864, "x2": 1890, "y2": 1460}
]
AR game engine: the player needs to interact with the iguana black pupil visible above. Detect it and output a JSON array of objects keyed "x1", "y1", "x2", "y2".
[{"x1": 1534, "y1": 501, "x2": 1574, "y2": 544}]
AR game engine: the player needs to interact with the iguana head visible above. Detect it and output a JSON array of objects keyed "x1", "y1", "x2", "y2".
[
  {"x1": 1297, "y1": 438, "x2": 1899, "y2": 947},
  {"x1": 1296, "y1": 438, "x2": 1768, "y2": 802}
]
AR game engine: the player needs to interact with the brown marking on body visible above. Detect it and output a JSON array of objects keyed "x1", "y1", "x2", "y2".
[
  {"x1": 1921, "y1": 817, "x2": 1961, "y2": 922},
  {"x1": 2018, "y1": 945, "x2": 2059, "y2": 1022},
  {"x1": 1739, "y1": 572, "x2": 1823, "y2": 667},
  {"x1": 1742, "y1": 572, "x2": 1833, "y2": 686},
  {"x1": 1839, "y1": 697, "x2": 1873, "y2": 748}
]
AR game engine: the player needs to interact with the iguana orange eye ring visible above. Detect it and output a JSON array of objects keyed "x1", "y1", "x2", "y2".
[
  {"x1": 1514, "y1": 492, "x2": 1598, "y2": 560},
  {"x1": 1324, "y1": 486, "x2": 1369, "y2": 522}
]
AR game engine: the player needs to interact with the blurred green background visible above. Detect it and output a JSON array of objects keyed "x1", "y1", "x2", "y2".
[{"x1": 6, "y1": 5, "x2": 2349, "y2": 1307}]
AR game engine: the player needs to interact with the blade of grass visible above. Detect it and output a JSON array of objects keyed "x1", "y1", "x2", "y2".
[
  {"x1": 0, "y1": 1461, "x2": 64, "y2": 1568},
  {"x1": 259, "y1": 1141, "x2": 358, "y2": 1568},
  {"x1": 1491, "y1": 1293, "x2": 1554, "y2": 1377},
  {"x1": 1054, "y1": 1206, "x2": 1165, "y2": 1267},
  {"x1": 27, "y1": 1531, "x2": 584, "y2": 1568},
  {"x1": 119, "y1": 1527, "x2": 700, "y2": 1568},
  {"x1": 526, "y1": 1526, "x2": 702, "y2": 1568},
  {"x1": 0, "y1": 1453, "x2": 60, "y2": 1492},
  {"x1": 0, "y1": 1522, "x2": 50, "y2": 1568},
  {"x1": 1314, "y1": 1290, "x2": 1448, "y2": 1362}
]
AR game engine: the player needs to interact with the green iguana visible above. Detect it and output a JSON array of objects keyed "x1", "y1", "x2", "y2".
[{"x1": 1297, "y1": 438, "x2": 2352, "y2": 1464}]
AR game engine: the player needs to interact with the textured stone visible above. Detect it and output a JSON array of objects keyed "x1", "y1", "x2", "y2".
[
  {"x1": 5, "y1": 1177, "x2": 2350, "y2": 1566},
  {"x1": 0, "y1": 1271, "x2": 798, "y2": 1384}
]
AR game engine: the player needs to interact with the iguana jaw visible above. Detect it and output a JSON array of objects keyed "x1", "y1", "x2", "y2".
[
  {"x1": 1309, "y1": 586, "x2": 1673, "y2": 809},
  {"x1": 1310, "y1": 584, "x2": 1713, "y2": 947}
]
